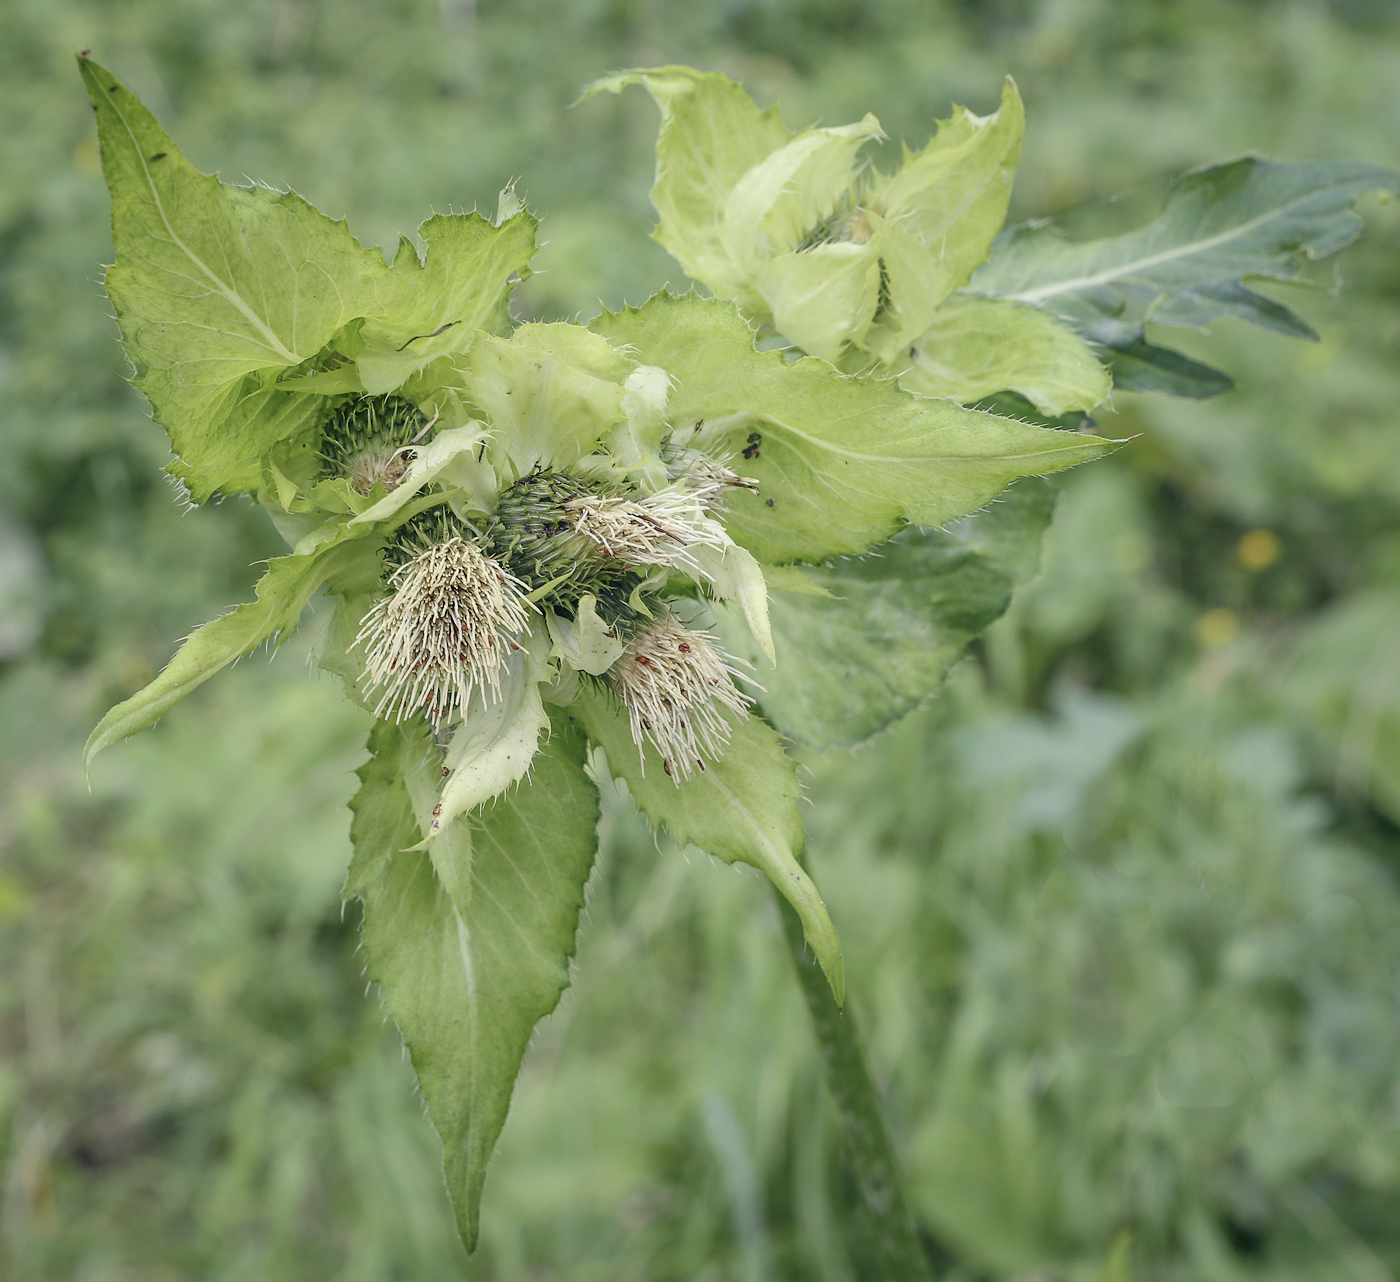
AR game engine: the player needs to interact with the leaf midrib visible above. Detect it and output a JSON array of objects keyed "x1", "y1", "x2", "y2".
[
  {"x1": 1004, "y1": 184, "x2": 1348, "y2": 305},
  {"x1": 99, "y1": 78, "x2": 302, "y2": 365},
  {"x1": 731, "y1": 410, "x2": 1105, "y2": 467}
]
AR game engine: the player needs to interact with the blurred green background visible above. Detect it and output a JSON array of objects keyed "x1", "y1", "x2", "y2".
[{"x1": 4, "y1": 1, "x2": 1400, "y2": 1278}]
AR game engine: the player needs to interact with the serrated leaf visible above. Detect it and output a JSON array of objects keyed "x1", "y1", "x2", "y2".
[
  {"x1": 899, "y1": 294, "x2": 1110, "y2": 415},
  {"x1": 583, "y1": 67, "x2": 791, "y2": 296},
  {"x1": 85, "y1": 534, "x2": 379, "y2": 770},
  {"x1": 971, "y1": 157, "x2": 1400, "y2": 351},
  {"x1": 721, "y1": 480, "x2": 1055, "y2": 747},
  {"x1": 867, "y1": 77, "x2": 1024, "y2": 292},
  {"x1": 572, "y1": 689, "x2": 843, "y2": 1002},
  {"x1": 346, "y1": 715, "x2": 599, "y2": 1251},
  {"x1": 590, "y1": 293, "x2": 1114, "y2": 564},
  {"x1": 353, "y1": 213, "x2": 537, "y2": 395},
  {"x1": 81, "y1": 58, "x2": 536, "y2": 500}
]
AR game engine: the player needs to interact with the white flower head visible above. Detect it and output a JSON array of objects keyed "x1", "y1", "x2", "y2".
[
  {"x1": 354, "y1": 536, "x2": 531, "y2": 727},
  {"x1": 611, "y1": 609, "x2": 750, "y2": 780},
  {"x1": 565, "y1": 488, "x2": 728, "y2": 578}
]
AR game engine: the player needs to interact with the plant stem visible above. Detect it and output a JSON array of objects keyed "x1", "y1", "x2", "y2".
[{"x1": 777, "y1": 894, "x2": 935, "y2": 1281}]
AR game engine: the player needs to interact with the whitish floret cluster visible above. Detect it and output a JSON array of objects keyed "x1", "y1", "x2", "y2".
[
  {"x1": 565, "y1": 489, "x2": 728, "y2": 576},
  {"x1": 355, "y1": 537, "x2": 531, "y2": 726},
  {"x1": 610, "y1": 610, "x2": 751, "y2": 779},
  {"x1": 664, "y1": 445, "x2": 758, "y2": 508}
]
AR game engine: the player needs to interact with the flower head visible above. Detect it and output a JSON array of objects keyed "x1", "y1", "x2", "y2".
[
  {"x1": 565, "y1": 488, "x2": 728, "y2": 576},
  {"x1": 610, "y1": 609, "x2": 750, "y2": 780},
  {"x1": 320, "y1": 395, "x2": 431, "y2": 496},
  {"x1": 354, "y1": 534, "x2": 531, "y2": 727}
]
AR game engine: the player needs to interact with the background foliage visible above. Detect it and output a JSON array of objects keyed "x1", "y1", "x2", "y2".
[{"x1": 3, "y1": 1, "x2": 1400, "y2": 1278}]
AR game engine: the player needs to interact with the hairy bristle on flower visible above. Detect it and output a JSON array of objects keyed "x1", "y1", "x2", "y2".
[
  {"x1": 664, "y1": 447, "x2": 758, "y2": 508},
  {"x1": 565, "y1": 490, "x2": 727, "y2": 576},
  {"x1": 610, "y1": 610, "x2": 750, "y2": 780},
  {"x1": 354, "y1": 537, "x2": 531, "y2": 727}
]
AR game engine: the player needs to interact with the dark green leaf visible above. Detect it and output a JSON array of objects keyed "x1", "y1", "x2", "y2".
[
  {"x1": 346, "y1": 715, "x2": 599, "y2": 1251},
  {"x1": 971, "y1": 157, "x2": 1399, "y2": 352},
  {"x1": 725, "y1": 480, "x2": 1056, "y2": 747},
  {"x1": 1101, "y1": 338, "x2": 1235, "y2": 399}
]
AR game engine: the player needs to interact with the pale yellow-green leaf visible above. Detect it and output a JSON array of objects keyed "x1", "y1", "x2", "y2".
[
  {"x1": 722, "y1": 116, "x2": 882, "y2": 274},
  {"x1": 753, "y1": 242, "x2": 882, "y2": 364},
  {"x1": 347, "y1": 424, "x2": 491, "y2": 527},
  {"x1": 867, "y1": 78, "x2": 1024, "y2": 290},
  {"x1": 463, "y1": 324, "x2": 634, "y2": 476},
  {"x1": 592, "y1": 293, "x2": 1117, "y2": 564},
  {"x1": 900, "y1": 294, "x2": 1111, "y2": 415},
  {"x1": 583, "y1": 67, "x2": 790, "y2": 296}
]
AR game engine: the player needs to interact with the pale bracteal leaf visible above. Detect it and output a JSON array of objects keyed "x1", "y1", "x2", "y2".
[
  {"x1": 396, "y1": 719, "x2": 476, "y2": 911},
  {"x1": 85, "y1": 534, "x2": 379, "y2": 770},
  {"x1": 753, "y1": 241, "x2": 881, "y2": 364},
  {"x1": 718, "y1": 479, "x2": 1056, "y2": 747},
  {"x1": 572, "y1": 690, "x2": 843, "y2": 1003},
  {"x1": 82, "y1": 58, "x2": 536, "y2": 500},
  {"x1": 546, "y1": 597, "x2": 625, "y2": 676},
  {"x1": 899, "y1": 294, "x2": 1110, "y2": 415},
  {"x1": 866, "y1": 79, "x2": 1024, "y2": 292},
  {"x1": 721, "y1": 116, "x2": 882, "y2": 277},
  {"x1": 464, "y1": 324, "x2": 633, "y2": 476},
  {"x1": 348, "y1": 425, "x2": 491, "y2": 526},
  {"x1": 347, "y1": 715, "x2": 599, "y2": 1251},
  {"x1": 591, "y1": 293, "x2": 1115, "y2": 564},
  {"x1": 424, "y1": 635, "x2": 551, "y2": 841},
  {"x1": 688, "y1": 540, "x2": 774, "y2": 663},
  {"x1": 857, "y1": 212, "x2": 950, "y2": 365},
  {"x1": 583, "y1": 67, "x2": 790, "y2": 296},
  {"x1": 607, "y1": 365, "x2": 673, "y2": 491}
]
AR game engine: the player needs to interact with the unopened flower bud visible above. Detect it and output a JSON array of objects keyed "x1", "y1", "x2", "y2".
[{"x1": 320, "y1": 395, "x2": 431, "y2": 496}]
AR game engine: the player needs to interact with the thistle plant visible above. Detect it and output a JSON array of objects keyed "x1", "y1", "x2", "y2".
[{"x1": 79, "y1": 53, "x2": 1395, "y2": 1268}]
